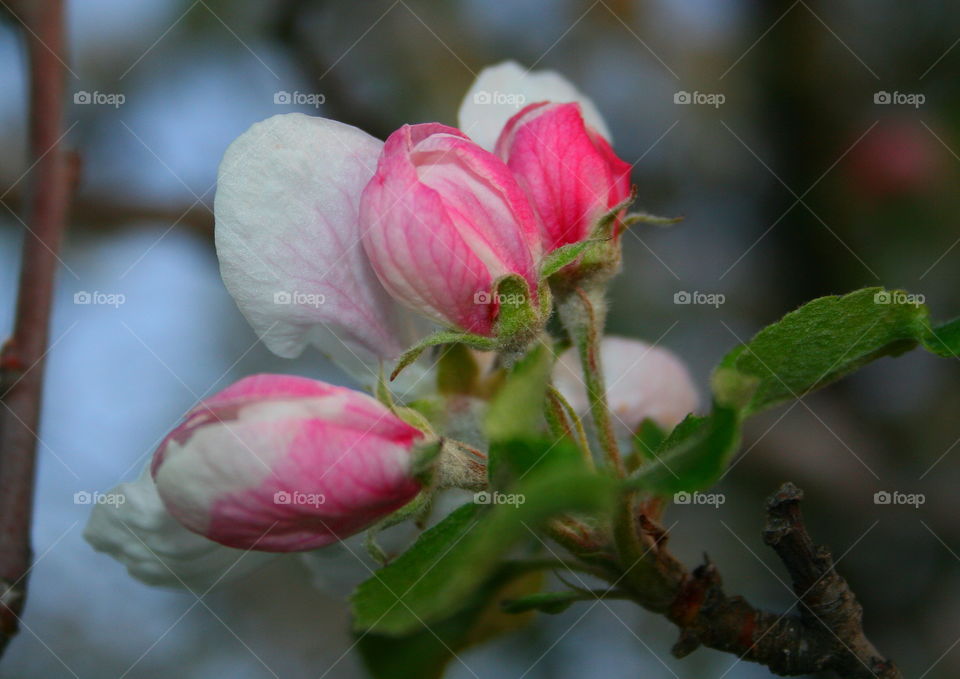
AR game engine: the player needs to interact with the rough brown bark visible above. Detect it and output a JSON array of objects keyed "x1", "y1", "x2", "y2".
[{"x1": 652, "y1": 483, "x2": 901, "y2": 677}]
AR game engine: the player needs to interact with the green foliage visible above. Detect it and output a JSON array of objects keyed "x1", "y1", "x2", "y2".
[
  {"x1": 922, "y1": 316, "x2": 960, "y2": 358},
  {"x1": 484, "y1": 343, "x2": 553, "y2": 444},
  {"x1": 629, "y1": 405, "x2": 741, "y2": 494},
  {"x1": 351, "y1": 436, "x2": 616, "y2": 636},
  {"x1": 357, "y1": 567, "x2": 543, "y2": 679},
  {"x1": 714, "y1": 287, "x2": 931, "y2": 415}
]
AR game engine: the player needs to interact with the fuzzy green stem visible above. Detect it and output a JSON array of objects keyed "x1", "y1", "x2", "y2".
[
  {"x1": 556, "y1": 286, "x2": 624, "y2": 476},
  {"x1": 545, "y1": 384, "x2": 594, "y2": 468}
]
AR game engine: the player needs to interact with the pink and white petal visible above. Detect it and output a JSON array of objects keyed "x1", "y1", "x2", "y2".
[
  {"x1": 83, "y1": 463, "x2": 275, "y2": 589},
  {"x1": 412, "y1": 128, "x2": 542, "y2": 271},
  {"x1": 457, "y1": 60, "x2": 612, "y2": 151},
  {"x1": 214, "y1": 113, "x2": 428, "y2": 374},
  {"x1": 153, "y1": 383, "x2": 422, "y2": 552},
  {"x1": 496, "y1": 103, "x2": 612, "y2": 248},
  {"x1": 360, "y1": 127, "x2": 500, "y2": 335}
]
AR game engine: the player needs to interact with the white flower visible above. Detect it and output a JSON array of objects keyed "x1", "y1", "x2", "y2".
[
  {"x1": 214, "y1": 113, "x2": 431, "y2": 390},
  {"x1": 457, "y1": 60, "x2": 612, "y2": 151},
  {"x1": 83, "y1": 463, "x2": 274, "y2": 590},
  {"x1": 553, "y1": 336, "x2": 699, "y2": 436}
]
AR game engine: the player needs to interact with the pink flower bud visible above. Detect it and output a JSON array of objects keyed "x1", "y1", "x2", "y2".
[
  {"x1": 359, "y1": 123, "x2": 541, "y2": 337},
  {"x1": 496, "y1": 102, "x2": 632, "y2": 252},
  {"x1": 151, "y1": 374, "x2": 423, "y2": 552},
  {"x1": 554, "y1": 336, "x2": 699, "y2": 436}
]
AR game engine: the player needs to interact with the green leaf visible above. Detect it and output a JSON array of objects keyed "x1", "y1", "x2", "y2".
[
  {"x1": 629, "y1": 405, "x2": 741, "y2": 495},
  {"x1": 922, "y1": 316, "x2": 960, "y2": 358},
  {"x1": 632, "y1": 419, "x2": 667, "y2": 463},
  {"x1": 351, "y1": 438, "x2": 615, "y2": 636},
  {"x1": 484, "y1": 343, "x2": 553, "y2": 444},
  {"x1": 357, "y1": 567, "x2": 543, "y2": 679},
  {"x1": 714, "y1": 287, "x2": 929, "y2": 415}
]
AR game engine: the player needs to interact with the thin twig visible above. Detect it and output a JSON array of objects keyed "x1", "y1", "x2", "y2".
[
  {"x1": 0, "y1": 0, "x2": 73, "y2": 654},
  {"x1": 622, "y1": 482, "x2": 902, "y2": 678}
]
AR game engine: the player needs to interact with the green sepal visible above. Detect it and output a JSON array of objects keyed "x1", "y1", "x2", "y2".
[
  {"x1": 391, "y1": 330, "x2": 497, "y2": 381},
  {"x1": 540, "y1": 240, "x2": 594, "y2": 278},
  {"x1": 621, "y1": 211, "x2": 684, "y2": 228},
  {"x1": 491, "y1": 274, "x2": 543, "y2": 349}
]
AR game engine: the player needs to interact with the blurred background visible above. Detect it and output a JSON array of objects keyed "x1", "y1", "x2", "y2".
[{"x1": 1, "y1": 0, "x2": 959, "y2": 677}]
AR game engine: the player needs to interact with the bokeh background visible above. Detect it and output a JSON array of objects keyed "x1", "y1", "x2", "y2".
[{"x1": 1, "y1": 0, "x2": 959, "y2": 677}]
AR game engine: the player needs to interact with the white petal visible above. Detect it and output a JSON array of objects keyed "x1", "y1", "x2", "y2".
[
  {"x1": 214, "y1": 113, "x2": 429, "y2": 381},
  {"x1": 457, "y1": 60, "x2": 612, "y2": 151},
  {"x1": 553, "y1": 336, "x2": 699, "y2": 437},
  {"x1": 83, "y1": 463, "x2": 274, "y2": 590}
]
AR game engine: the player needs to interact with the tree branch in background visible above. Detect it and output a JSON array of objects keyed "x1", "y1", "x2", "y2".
[
  {"x1": 0, "y1": 0, "x2": 73, "y2": 655},
  {"x1": 657, "y1": 483, "x2": 901, "y2": 677}
]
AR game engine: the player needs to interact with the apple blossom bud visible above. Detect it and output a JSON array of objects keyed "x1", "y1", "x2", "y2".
[
  {"x1": 151, "y1": 374, "x2": 424, "y2": 552},
  {"x1": 553, "y1": 336, "x2": 699, "y2": 436},
  {"x1": 359, "y1": 123, "x2": 541, "y2": 337},
  {"x1": 496, "y1": 102, "x2": 632, "y2": 253}
]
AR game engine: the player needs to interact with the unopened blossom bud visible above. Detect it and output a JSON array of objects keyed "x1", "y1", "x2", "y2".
[
  {"x1": 359, "y1": 123, "x2": 541, "y2": 338},
  {"x1": 151, "y1": 374, "x2": 424, "y2": 552},
  {"x1": 553, "y1": 336, "x2": 699, "y2": 436},
  {"x1": 496, "y1": 102, "x2": 632, "y2": 253}
]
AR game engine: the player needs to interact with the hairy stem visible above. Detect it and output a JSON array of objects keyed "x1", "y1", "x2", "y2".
[{"x1": 555, "y1": 286, "x2": 623, "y2": 475}]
